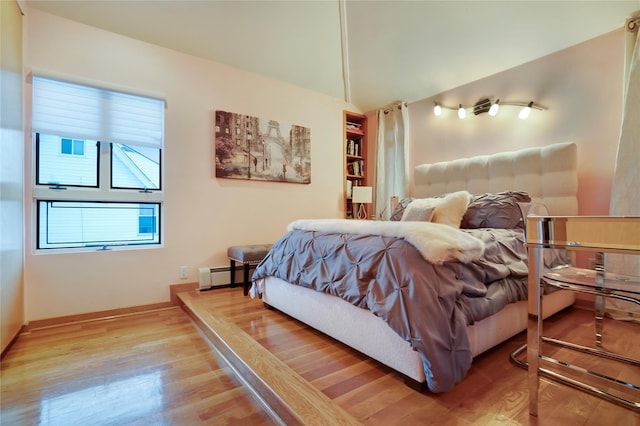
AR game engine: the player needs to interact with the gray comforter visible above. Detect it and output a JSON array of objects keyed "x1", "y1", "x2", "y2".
[{"x1": 252, "y1": 227, "x2": 543, "y2": 392}]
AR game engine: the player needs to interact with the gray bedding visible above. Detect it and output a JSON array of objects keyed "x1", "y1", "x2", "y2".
[{"x1": 251, "y1": 227, "x2": 559, "y2": 392}]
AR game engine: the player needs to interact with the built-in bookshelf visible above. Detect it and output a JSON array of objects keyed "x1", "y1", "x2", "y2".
[{"x1": 344, "y1": 111, "x2": 368, "y2": 219}]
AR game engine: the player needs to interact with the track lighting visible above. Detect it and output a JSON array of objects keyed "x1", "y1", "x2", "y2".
[
  {"x1": 457, "y1": 104, "x2": 466, "y2": 119},
  {"x1": 518, "y1": 101, "x2": 533, "y2": 120},
  {"x1": 473, "y1": 98, "x2": 492, "y2": 115},
  {"x1": 488, "y1": 99, "x2": 500, "y2": 116},
  {"x1": 433, "y1": 98, "x2": 543, "y2": 120}
]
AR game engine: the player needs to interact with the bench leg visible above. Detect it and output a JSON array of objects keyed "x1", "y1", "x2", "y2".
[
  {"x1": 243, "y1": 263, "x2": 250, "y2": 296},
  {"x1": 230, "y1": 260, "x2": 236, "y2": 288}
]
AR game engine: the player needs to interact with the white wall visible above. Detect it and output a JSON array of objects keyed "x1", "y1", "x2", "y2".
[
  {"x1": 408, "y1": 29, "x2": 625, "y2": 217},
  {"x1": 24, "y1": 9, "x2": 353, "y2": 321},
  {"x1": 1, "y1": 0, "x2": 25, "y2": 352}
]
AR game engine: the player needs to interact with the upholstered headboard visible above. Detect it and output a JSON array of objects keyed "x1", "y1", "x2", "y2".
[{"x1": 413, "y1": 142, "x2": 578, "y2": 216}]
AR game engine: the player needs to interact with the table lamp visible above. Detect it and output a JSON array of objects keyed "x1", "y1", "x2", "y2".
[{"x1": 352, "y1": 186, "x2": 372, "y2": 220}]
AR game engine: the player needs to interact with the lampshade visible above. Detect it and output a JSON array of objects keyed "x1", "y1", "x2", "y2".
[{"x1": 352, "y1": 186, "x2": 372, "y2": 203}]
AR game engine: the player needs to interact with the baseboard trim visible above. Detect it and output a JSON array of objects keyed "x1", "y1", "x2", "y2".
[
  {"x1": 22, "y1": 281, "x2": 232, "y2": 332},
  {"x1": 26, "y1": 303, "x2": 180, "y2": 331},
  {"x1": 1, "y1": 325, "x2": 26, "y2": 360}
]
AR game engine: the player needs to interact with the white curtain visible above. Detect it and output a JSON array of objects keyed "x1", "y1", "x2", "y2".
[
  {"x1": 375, "y1": 102, "x2": 409, "y2": 220},
  {"x1": 606, "y1": 16, "x2": 640, "y2": 321}
]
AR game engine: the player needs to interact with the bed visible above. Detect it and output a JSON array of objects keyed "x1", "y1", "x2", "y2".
[{"x1": 250, "y1": 142, "x2": 579, "y2": 393}]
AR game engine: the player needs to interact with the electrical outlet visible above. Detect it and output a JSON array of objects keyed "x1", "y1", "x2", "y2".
[{"x1": 179, "y1": 266, "x2": 188, "y2": 279}]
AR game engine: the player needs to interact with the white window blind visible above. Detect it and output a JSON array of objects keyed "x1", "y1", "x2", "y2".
[{"x1": 32, "y1": 76, "x2": 164, "y2": 148}]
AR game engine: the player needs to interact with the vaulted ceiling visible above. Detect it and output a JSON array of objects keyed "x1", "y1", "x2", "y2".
[{"x1": 24, "y1": 0, "x2": 640, "y2": 113}]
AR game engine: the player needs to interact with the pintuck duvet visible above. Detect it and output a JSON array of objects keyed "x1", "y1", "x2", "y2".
[{"x1": 252, "y1": 223, "x2": 546, "y2": 393}]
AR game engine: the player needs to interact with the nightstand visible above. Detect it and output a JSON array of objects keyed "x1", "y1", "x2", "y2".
[{"x1": 525, "y1": 216, "x2": 639, "y2": 415}]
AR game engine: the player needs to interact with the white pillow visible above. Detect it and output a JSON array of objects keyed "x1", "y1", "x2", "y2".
[
  {"x1": 432, "y1": 190, "x2": 471, "y2": 228},
  {"x1": 402, "y1": 190, "x2": 471, "y2": 228},
  {"x1": 401, "y1": 199, "x2": 437, "y2": 222}
]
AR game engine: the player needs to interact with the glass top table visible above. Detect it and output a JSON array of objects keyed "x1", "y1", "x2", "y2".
[{"x1": 524, "y1": 216, "x2": 640, "y2": 415}]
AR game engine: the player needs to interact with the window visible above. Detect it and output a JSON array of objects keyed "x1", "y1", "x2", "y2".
[
  {"x1": 61, "y1": 138, "x2": 85, "y2": 156},
  {"x1": 36, "y1": 133, "x2": 99, "y2": 187},
  {"x1": 138, "y1": 204, "x2": 157, "y2": 234},
  {"x1": 32, "y1": 76, "x2": 165, "y2": 251},
  {"x1": 111, "y1": 143, "x2": 161, "y2": 190},
  {"x1": 37, "y1": 201, "x2": 161, "y2": 249}
]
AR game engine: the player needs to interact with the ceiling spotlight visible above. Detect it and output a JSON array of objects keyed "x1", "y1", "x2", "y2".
[
  {"x1": 434, "y1": 103, "x2": 442, "y2": 116},
  {"x1": 458, "y1": 104, "x2": 466, "y2": 119},
  {"x1": 488, "y1": 99, "x2": 500, "y2": 116},
  {"x1": 519, "y1": 101, "x2": 533, "y2": 120}
]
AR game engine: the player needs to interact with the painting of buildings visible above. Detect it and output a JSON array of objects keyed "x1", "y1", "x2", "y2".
[{"x1": 215, "y1": 110, "x2": 311, "y2": 184}]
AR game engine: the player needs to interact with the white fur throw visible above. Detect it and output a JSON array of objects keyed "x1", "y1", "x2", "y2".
[{"x1": 287, "y1": 219, "x2": 485, "y2": 264}]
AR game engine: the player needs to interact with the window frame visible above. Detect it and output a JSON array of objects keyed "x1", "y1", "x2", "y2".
[
  {"x1": 36, "y1": 200, "x2": 162, "y2": 250},
  {"x1": 31, "y1": 76, "x2": 165, "y2": 254},
  {"x1": 35, "y1": 133, "x2": 100, "y2": 189},
  {"x1": 109, "y1": 143, "x2": 163, "y2": 191},
  {"x1": 32, "y1": 137, "x2": 164, "y2": 253}
]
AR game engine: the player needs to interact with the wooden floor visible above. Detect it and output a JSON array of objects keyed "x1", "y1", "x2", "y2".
[
  {"x1": 2, "y1": 287, "x2": 639, "y2": 425},
  {"x1": 0, "y1": 306, "x2": 278, "y2": 425}
]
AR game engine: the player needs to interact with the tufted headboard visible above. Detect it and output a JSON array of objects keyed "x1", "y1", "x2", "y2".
[{"x1": 413, "y1": 142, "x2": 578, "y2": 216}]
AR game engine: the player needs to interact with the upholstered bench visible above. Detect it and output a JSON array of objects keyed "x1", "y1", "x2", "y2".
[{"x1": 227, "y1": 244, "x2": 272, "y2": 296}]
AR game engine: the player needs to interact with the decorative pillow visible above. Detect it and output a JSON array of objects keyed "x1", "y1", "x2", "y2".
[
  {"x1": 460, "y1": 191, "x2": 532, "y2": 229},
  {"x1": 400, "y1": 190, "x2": 471, "y2": 228},
  {"x1": 430, "y1": 190, "x2": 471, "y2": 228},
  {"x1": 390, "y1": 197, "x2": 414, "y2": 221},
  {"x1": 401, "y1": 199, "x2": 437, "y2": 222}
]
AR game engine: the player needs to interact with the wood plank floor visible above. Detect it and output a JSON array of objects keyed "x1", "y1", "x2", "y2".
[
  {"x1": 182, "y1": 288, "x2": 639, "y2": 425},
  {"x1": 0, "y1": 306, "x2": 279, "y2": 425},
  {"x1": 2, "y1": 288, "x2": 638, "y2": 425}
]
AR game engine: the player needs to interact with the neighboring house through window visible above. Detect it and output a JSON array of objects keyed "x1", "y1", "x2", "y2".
[
  {"x1": 61, "y1": 138, "x2": 84, "y2": 156},
  {"x1": 32, "y1": 76, "x2": 165, "y2": 251}
]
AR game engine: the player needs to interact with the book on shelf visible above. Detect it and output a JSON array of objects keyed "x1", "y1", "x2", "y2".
[
  {"x1": 346, "y1": 139, "x2": 361, "y2": 156},
  {"x1": 347, "y1": 159, "x2": 365, "y2": 177}
]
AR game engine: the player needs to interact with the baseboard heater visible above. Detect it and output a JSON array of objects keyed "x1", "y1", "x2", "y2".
[{"x1": 198, "y1": 266, "x2": 238, "y2": 291}]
